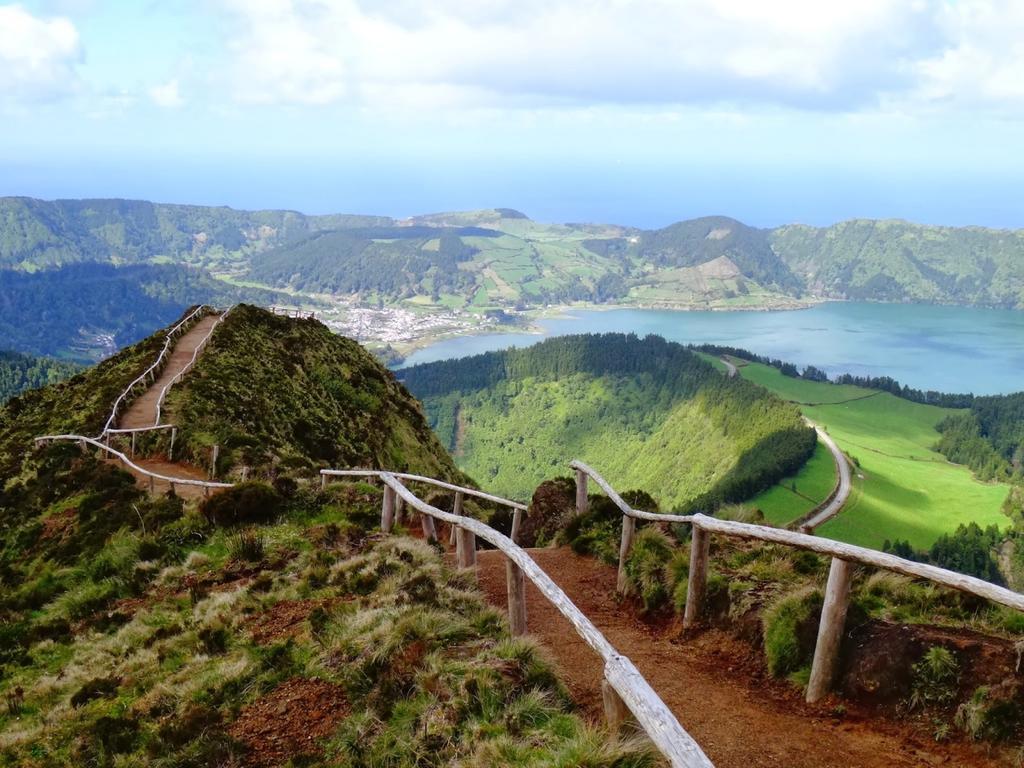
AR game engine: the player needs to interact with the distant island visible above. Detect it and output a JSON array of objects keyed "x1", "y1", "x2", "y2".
[{"x1": 1, "y1": 196, "x2": 1023, "y2": 360}]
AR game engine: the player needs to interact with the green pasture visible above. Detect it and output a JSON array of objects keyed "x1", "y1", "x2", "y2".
[{"x1": 738, "y1": 362, "x2": 1011, "y2": 549}]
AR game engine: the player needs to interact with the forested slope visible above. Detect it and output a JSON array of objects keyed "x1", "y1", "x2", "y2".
[
  {"x1": 0, "y1": 351, "x2": 80, "y2": 404},
  {"x1": 402, "y1": 334, "x2": 815, "y2": 509}
]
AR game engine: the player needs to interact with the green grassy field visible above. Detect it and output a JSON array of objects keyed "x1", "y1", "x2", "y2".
[
  {"x1": 750, "y1": 442, "x2": 838, "y2": 526},
  {"x1": 737, "y1": 362, "x2": 1011, "y2": 549}
]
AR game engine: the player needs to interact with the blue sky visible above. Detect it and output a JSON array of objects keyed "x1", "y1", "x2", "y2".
[{"x1": 2, "y1": 0, "x2": 1023, "y2": 228}]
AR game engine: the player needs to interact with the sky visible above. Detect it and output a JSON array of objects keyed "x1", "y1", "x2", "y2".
[{"x1": 2, "y1": 0, "x2": 1024, "y2": 229}]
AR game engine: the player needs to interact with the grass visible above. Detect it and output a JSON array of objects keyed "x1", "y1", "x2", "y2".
[
  {"x1": 737, "y1": 362, "x2": 1012, "y2": 549},
  {"x1": 749, "y1": 443, "x2": 838, "y2": 526},
  {"x1": 0, "y1": 485, "x2": 659, "y2": 767}
]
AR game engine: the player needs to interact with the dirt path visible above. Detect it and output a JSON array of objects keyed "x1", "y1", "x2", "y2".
[
  {"x1": 118, "y1": 313, "x2": 221, "y2": 430},
  {"x1": 473, "y1": 548, "x2": 1007, "y2": 768}
]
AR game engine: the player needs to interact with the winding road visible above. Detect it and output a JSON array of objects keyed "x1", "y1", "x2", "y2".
[
  {"x1": 801, "y1": 423, "x2": 853, "y2": 530},
  {"x1": 717, "y1": 355, "x2": 851, "y2": 530}
]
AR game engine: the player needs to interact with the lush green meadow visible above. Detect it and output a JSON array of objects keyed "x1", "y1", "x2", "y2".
[
  {"x1": 749, "y1": 442, "x2": 838, "y2": 526},
  {"x1": 737, "y1": 362, "x2": 1012, "y2": 549}
]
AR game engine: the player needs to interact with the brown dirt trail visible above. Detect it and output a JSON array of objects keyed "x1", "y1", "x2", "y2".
[
  {"x1": 118, "y1": 313, "x2": 220, "y2": 430},
  {"x1": 474, "y1": 548, "x2": 1009, "y2": 768}
]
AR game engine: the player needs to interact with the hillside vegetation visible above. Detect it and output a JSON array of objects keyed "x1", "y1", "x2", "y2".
[
  {"x1": 0, "y1": 263, "x2": 287, "y2": 361},
  {"x1": 0, "y1": 352, "x2": 80, "y2": 405},
  {"x1": 5, "y1": 198, "x2": 1024, "y2": 312},
  {"x1": 163, "y1": 305, "x2": 463, "y2": 482},
  {"x1": 0, "y1": 312, "x2": 651, "y2": 767},
  {"x1": 734, "y1": 361, "x2": 1012, "y2": 549},
  {"x1": 402, "y1": 334, "x2": 815, "y2": 510}
]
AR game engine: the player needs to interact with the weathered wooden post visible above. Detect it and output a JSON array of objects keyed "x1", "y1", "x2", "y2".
[
  {"x1": 420, "y1": 511, "x2": 437, "y2": 542},
  {"x1": 320, "y1": 473, "x2": 328, "y2": 490},
  {"x1": 381, "y1": 486, "x2": 396, "y2": 533},
  {"x1": 616, "y1": 513, "x2": 637, "y2": 594},
  {"x1": 575, "y1": 468, "x2": 588, "y2": 516},
  {"x1": 601, "y1": 679, "x2": 632, "y2": 733},
  {"x1": 682, "y1": 522, "x2": 710, "y2": 628},
  {"x1": 130, "y1": 432, "x2": 136, "y2": 459},
  {"x1": 210, "y1": 445, "x2": 219, "y2": 479},
  {"x1": 450, "y1": 491, "x2": 464, "y2": 546},
  {"x1": 148, "y1": 476, "x2": 155, "y2": 493},
  {"x1": 510, "y1": 507, "x2": 524, "y2": 544},
  {"x1": 806, "y1": 557, "x2": 854, "y2": 703},
  {"x1": 168, "y1": 427, "x2": 177, "y2": 462},
  {"x1": 395, "y1": 496, "x2": 405, "y2": 525},
  {"x1": 506, "y1": 559, "x2": 527, "y2": 636},
  {"x1": 456, "y1": 528, "x2": 476, "y2": 568}
]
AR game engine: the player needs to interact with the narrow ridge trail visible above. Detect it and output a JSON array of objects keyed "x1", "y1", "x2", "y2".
[
  {"x1": 118, "y1": 312, "x2": 221, "y2": 430},
  {"x1": 473, "y1": 548, "x2": 1005, "y2": 768},
  {"x1": 108, "y1": 313, "x2": 224, "y2": 499}
]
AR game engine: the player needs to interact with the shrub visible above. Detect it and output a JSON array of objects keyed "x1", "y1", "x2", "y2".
[
  {"x1": 909, "y1": 646, "x2": 959, "y2": 710},
  {"x1": 956, "y1": 682, "x2": 1023, "y2": 742},
  {"x1": 623, "y1": 527, "x2": 674, "y2": 612},
  {"x1": 200, "y1": 482, "x2": 282, "y2": 527},
  {"x1": 763, "y1": 586, "x2": 823, "y2": 678},
  {"x1": 228, "y1": 528, "x2": 266, "y2": 563},
  {"x1": 71, "y1": 676, "x2": 120, "y2": 707}
]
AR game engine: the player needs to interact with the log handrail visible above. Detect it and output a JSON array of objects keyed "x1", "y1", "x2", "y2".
[
  {"x1": 98, "y1": 305, "x2": 216, "y2": 437},
  {"x1": 378, "y1": 472, "x2": 713, "y2": 768},
  {"x1": 35, "y1": 434, "x2": 233, "y2": 491},
  {"x1": 571, "y1": 460, "x2": 1024, "y2": 612},
  {"x1": 153, "y1": 305, "x2": 234, "y2": 425},
  {"x1": 320, "y1": 469, "x2": 528, "y2": 511},
  {"x1": 571, "y1": 459, "x2": 1024, "y2": 704}
]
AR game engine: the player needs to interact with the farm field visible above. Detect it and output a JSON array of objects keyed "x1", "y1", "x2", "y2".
[{"x1": 737, "y1": 362, "x2": 1012, "y2": 549}]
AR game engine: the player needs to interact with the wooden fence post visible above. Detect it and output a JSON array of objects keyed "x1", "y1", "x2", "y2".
[
  {"x1": 130, "y1": 432, "x2": 136, "y2": 459},
  {"x1": 420, "y1": 512, "x2": 437, "y2": 542},
  {"x1": 148, "y1": 476, "x2": 155, "y2": 493},
  {"x1": 450, "y1": 491, "x2": 464, "y2": 546},
  {"x1": 506, "y1": 559, "x2": 527, "y2": 636},
  {"x1": 806, "y1": 557, "x2": 854, "y2": 703},
  {"x1": 601, "y1": 679, "x2": 632, "y2": 733},
  {"x1": 616, "y1": 514, "x2": 637, "y2": 594},
  {"x1": 683, "y1": 523, "x2": 710, "y2": 629},
  {"x1": 168, "y1": 427, "x2": 177, "y2": 462},
  {"x1": 456, "y1": 528, "x2": 476, "y2": 568},
  {"x1": 511, "y1": 508, "x2": 524, "y2": 544},
  {"x1": 395, "y1": 496, "x2": 405, "y2": 525},
  {"x1": 320, "y1": 473, "x2": 327, "y2": 490},
  {"x1": 210, "y1": 445, "x2": 219, "y2": 479},
  {"x1": 381, "y1": 486, "x2": 396, "y2": 533},
  {"x1": 575, "y1": 469, "x2": 588, "y2": 516}
]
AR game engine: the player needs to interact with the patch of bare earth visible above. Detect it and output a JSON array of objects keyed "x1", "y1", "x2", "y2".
[
  {"x1": 227, "y1": 677, "x2": 348, "y2": 768},
  {"x1": 245, "y1": 598, "x2": 343, "y2": 645},
  {"x1": 473, "y1": 547, "x2": 1012, "y2": 768}
]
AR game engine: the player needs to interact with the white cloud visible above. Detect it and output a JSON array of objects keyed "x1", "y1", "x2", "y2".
[
  {"x1": 0, "y1": 3, "x2": 81, "y2": 103},
  {"x1": 214, "y1": 0, "x2": 940, "y2": 110},
  {"x1": 910, "y1": 0, "x2": 1024, "y2": 110},
  {"x1": 150, "y1": 78, "x2": 185, "y2": 108}
]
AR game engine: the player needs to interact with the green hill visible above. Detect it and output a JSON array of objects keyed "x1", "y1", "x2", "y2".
[
  {"x1": 772, "y1": 219, "x2": 1024, "y2": 308},
  {"x1": 0, "y1": 308, "x2": 653, "y2": 767},
  {"x1": 163, "y1": 304, "x2": 463, "y2": 481},
  {"x1": 0, "y1": 351, "x2": 80, "y2": 405},
  {"x1": 0, "y1": 262, "x2": 288, "y2": 360},
  {"x1": 401, "y1": 333, "x2": 816, "y2": 510}
]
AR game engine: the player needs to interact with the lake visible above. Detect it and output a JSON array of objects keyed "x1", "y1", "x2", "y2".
[{"x1": 400, "y1": 302, "x2": 1024, "y2": 395}]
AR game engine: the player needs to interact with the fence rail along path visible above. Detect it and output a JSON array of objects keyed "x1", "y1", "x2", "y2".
[{"x1": 570, "y1": 459, "x2": 1024, "y2": 704}]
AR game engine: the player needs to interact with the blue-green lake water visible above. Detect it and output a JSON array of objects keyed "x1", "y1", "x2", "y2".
[{"x1": 401, "y1": 302, "x2": 1024, "y2": 395}]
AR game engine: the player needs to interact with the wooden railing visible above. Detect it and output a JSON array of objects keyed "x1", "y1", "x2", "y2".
[
  {"x1": 153, "y1": 305, "x2": 234, "y2": 425},
  {"x1": 321, "y1": 469, "x2": 529, "y2": 542},
  {"x1": 35, "y1": 435, "x2": 233, "y2": 495},
  {"x1": 323, "y1": 468, "x2": 713, "y2": 768},
  {"x1": 570, "y1": 460, "x2": 1024, "y2": 704},
  {"x1": 98, "y1": 305, "x2": 216, "y2": 437}
]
